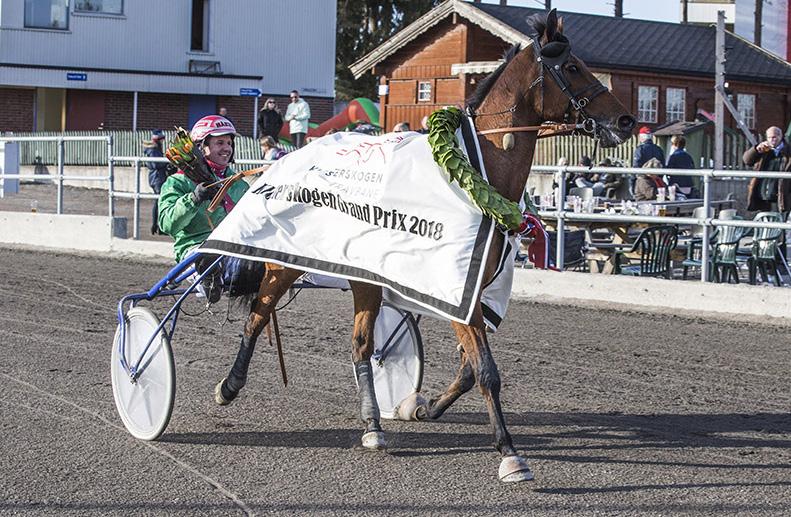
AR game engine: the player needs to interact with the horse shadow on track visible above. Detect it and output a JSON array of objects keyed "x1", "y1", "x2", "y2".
[{"x1": 162, "y1": 410, "x2": 791, "y2": 464}]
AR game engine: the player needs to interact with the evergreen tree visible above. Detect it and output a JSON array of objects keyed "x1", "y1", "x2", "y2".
[{"x1": 336, "y1": 0, "x2": 439, "y2": 101}]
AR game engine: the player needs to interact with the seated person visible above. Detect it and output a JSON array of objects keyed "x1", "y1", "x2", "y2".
[
  {"x1": 634, "y1": 157, "x2": 665, "y2": 201},
  {"x1": 572, "y1": 156, "x2": 605, "y2": 196},
  {"x1": 158, "y1": 115, "x2": 263, "y2": 302},
  {"x1": 597, "y1": 158, "x2": 625, "y2": 198},
  {"x1": 259, "y1": 135, "x2": 286, "y2": 161}
]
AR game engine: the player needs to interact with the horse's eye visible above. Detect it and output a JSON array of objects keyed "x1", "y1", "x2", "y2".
[{"x1": 567, "y1": 65, "x2": 579, "y2": 73}]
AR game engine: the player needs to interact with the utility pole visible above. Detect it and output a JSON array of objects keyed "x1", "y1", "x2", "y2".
[
  {"x1": 681, "y1": 0, "x2": 688, "y2": 23},
  {"x1": 545, "y1": 0, "x2": 551, "y2": 10},
  {"x1": 499, "y1": 0, "x2": 507, "y2": 5},
  {"x1": 715, "y1": 10, "x2": 725, "y2": 171},
  {"x1": 614, "y1": 0, "x2": 623, "y2": 17},
  {"x1": 754, "y1": 0, "x2": 763, "y2": 47}
]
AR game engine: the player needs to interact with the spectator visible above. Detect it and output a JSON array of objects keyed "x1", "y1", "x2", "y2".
[
  {"x1": 744, "y1": 125, "x2": 791, "y2": 257},
  {"x1": 744, "y1": 126, "x2": 791, "y2": 212},
  {"x1": 633, "y1": 126, "x2": 665, "y2": 168},
  {"x1": 597, "y1": 158, "x2": 625, "y2": 199},
  {"x1": 257, "y1": 98, "x2": 283, "y2": 141},
  {"x1": 418, "y1": 115, "x2": 430, "y2": 134},
  {"x1": 571, "y1": 155, "x2": 605, "y2": 196},
  {"x1": 284, "y1": 90, "x2": 311, "y2": 149},
  {"x1": 218, "y1": 107, "x2": 235, "y2": 127},
  {"x1": 392, "y1": 121, "x2": 410, "y2": 132},
  {"x1": 143, "y1": 129, "x2": 168, "y2": 235},
  {"x1": 634, "y1": 157, "x2": 665, "y2": 201},
  {"x1": 666, "y1": 135, "x2": 695, "y2": 197},
  {"x1": 158, "y1": 115, "x2": 251, "y2": 302},
  {"x1": 259, "y1": 136, "x2": 285, "y2": 161}
]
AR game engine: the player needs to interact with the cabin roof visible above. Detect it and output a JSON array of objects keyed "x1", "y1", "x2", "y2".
[{"x1": 351, "y1": 0, "x2": 791, "y2": 86}]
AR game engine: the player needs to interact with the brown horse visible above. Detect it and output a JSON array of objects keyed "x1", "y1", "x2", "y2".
[{"x1": 212, "y1": 10, "x2": 635, "y2": 482}]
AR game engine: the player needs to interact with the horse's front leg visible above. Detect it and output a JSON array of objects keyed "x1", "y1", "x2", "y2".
[
  {"x1": 214, "y1": 264, "x2": 303, "y2": 405},
  {"x1": 349, "y1": 281, "x2": 385, "y2": 450},
  {"x1": 452, "y1": 318, "x2": 534, "y2": 483}
]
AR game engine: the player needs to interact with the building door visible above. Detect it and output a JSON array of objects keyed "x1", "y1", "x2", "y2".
[
  {"x1": 35, "y1": 88, "x2": 66, "y2": 131},
  {"x1": 66, "y1": 90, "x2": 105, "y2": 130},
  {"x1": 188, "y1": 95, "x2": 217, "y2": 128}
]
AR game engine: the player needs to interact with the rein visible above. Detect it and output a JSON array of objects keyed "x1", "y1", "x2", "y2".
[{"x1": 207, "y1": 165, "x2": 269, "y2": 213}]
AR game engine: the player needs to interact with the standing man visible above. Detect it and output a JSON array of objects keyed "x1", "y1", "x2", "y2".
[
  {"x1": 744, "y1": 126, "x2": 791, "y2": 256},
  {"x1": 633, "y1": 126, "x2": 665, "y2": 168},
  {"x1": 666, "y1": 135, "x2": 696, "y2": 197},
  {"x1": 143, "y1": 129, "x2": 168, "y2": 235},
  {"x1": 284, "y1": 90, "x2": 310, "y2": 149},
  {"x1": 632, "y1": 126, "x2": 665, "y2": 196}
]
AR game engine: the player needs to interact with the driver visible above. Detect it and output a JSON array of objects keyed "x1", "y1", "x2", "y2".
[{"x1": 158, "y1": 115, "x2": 255, "y2": 302}]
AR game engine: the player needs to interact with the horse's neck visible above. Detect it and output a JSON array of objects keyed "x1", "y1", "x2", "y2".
[{"x1": 474, "y1": 53, "x2": 542, "y2": 203}]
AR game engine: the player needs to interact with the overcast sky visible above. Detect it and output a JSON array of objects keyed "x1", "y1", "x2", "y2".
[{"x1": 482, "y1": 0, "x2": 680, "y2": 23}]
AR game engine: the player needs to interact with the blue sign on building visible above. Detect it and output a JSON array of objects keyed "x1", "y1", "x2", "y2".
[
  {"x1": 239, "y1": 88, "x2": 261, "y2": 97},
  {"x1": 67, "y1": 73, "x2": 87, "y2": 81}
]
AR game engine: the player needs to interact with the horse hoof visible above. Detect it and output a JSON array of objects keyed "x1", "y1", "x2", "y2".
[
  {"x1": 498, "y1": 455, "x2": 534, "y2": 483},
  {"x1": 395, "y1": 392, "x2": 427, "y2": 421},
  {"x1": 361, "y1": 431, "x2": 386, "y2": 450},
  {"x1": 214, "y1": 378, "x2": 232, "y2": 406}
]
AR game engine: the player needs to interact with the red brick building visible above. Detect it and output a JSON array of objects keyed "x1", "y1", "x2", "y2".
[{"x1": 351, "y1": 0, "x2": 791, "y2": 137}]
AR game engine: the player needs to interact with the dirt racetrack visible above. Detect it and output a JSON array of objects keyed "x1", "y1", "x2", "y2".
[{"x1": 1, "y1": 247, "x2": 789, "y2": 516}]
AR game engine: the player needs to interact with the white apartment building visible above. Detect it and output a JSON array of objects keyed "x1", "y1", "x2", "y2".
[{"x1": 0, "y1": 0, "x2": 336, "y2": 134}]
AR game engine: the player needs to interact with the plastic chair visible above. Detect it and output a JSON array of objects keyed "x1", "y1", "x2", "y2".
[
  {"x1": 568, "y1": 187, "x2": 594, "y2": 202},
  {"x1": 547, "y1": 230, "x2": 588, "y2": 271},
  {"x1": 615, "y1": 225, "x2": 678, "y2": 279},
  {"x1": 747, "y1": 211, "x2": 783, "y2": 286},
  {"x1": 711, "y1": 221, "x2": 747, "y2": 283}
]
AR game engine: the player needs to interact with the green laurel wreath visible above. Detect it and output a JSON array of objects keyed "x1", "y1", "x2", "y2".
[{"x1": 428, "y1": 107, "x2": 523, "y2": 230}]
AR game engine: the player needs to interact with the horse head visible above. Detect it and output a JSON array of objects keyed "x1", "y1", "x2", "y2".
[{"x1": 528, "y1": 9, "x2": 635, "y2": 147}]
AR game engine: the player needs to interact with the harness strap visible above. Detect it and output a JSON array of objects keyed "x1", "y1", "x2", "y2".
[{"x1": 477, "y1": 122, "x2": 582, "y2": 136}]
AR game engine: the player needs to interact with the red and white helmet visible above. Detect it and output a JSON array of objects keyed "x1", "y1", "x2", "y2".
[{"x1": 190, "y1": 115, "x2": 236, "y2": 143}]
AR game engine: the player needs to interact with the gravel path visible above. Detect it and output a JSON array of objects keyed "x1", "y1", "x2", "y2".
[{"x1": 1, "y1": 248, "x2": 789, "y2": 516}]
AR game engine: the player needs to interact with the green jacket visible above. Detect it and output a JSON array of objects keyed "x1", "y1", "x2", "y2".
[{"x1": 158, "y1": 170, "x2": 249, "y2": 262}]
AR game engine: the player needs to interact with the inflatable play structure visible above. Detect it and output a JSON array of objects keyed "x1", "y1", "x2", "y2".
[{"x1": 278, "y1": 98, "x2": 380, "y2": 143}]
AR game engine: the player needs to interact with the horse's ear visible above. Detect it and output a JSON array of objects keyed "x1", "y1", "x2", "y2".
[
  {"x1": 557, "y1": 16, "x2": 564, "y2": 35},
  {"x1": 544, "y1": 9, "x2": 558, "y2": 42}
]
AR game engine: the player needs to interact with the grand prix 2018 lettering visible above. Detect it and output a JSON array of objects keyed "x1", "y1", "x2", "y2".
[{"x1": 251, "y1": 182, "x2": 444, "y2": 241}]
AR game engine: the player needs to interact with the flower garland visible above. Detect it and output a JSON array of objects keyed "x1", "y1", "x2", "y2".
[{"x1": 428, "y1": 107, "x2": 524, "y2": 230}]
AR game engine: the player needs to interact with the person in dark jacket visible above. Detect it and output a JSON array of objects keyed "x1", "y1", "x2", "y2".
[
  {"x1": 744, "y1": 126, "x2": 791, "y2": 212},
  {"x1": 257, "y1": 98, "x2": 284, "y2": 140},
  {"x1": 633, "y1": 126, "x2": 665, "y2": 168},
  {"x1": 143, "y1": 129, "x2": 168, "y2": 234},
  {"x1": 666, "y1": 135, "x2": 696, "y2": 197},
  {"x1": 744, "y1": 126, "x2": 791, "y2": 257}
]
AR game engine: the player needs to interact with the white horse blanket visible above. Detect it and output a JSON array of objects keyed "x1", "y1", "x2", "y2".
[{"x1": 202, "y1": 124, "x2": 514, "y2": 326}]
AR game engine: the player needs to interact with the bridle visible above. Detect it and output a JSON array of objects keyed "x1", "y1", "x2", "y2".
[{"x1": 472, "y1": 36, "x2": 608, "y2": 143}]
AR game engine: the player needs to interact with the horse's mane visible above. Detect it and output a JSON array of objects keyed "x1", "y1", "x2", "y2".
[
  {"x1": 466, "y1": 44, "x2": 521, "y2": 112},
  {"x1": 466, "y1": 12, "x2": 568, "y2": 112}
]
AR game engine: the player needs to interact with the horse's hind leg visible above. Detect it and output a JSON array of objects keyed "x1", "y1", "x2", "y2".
[
  {"x1": 348, "y1": 281, "x2": 385, "y2": 450},
  {"x1": 451, "y1": 318, "x2": 533, "y2": 482},
  {"x1": 214, "y1": 264, "x2": 303, "y2": 405},
  {"x1": 411, "y1": 348, "x2": 474, "y2": 420}
]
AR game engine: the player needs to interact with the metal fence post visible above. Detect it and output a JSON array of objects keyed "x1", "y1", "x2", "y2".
[
  {"x1": 557, "y1": 166, "x2": 567, "y2": 269},
  {"x1": 107, "y1": 136, "x2": 115, "y2": 217},
  {"x1": 133, "y1": 159, "x2": 141, "y2": 240},
  {"x1": 700, "y1": 172, "x2": 712, "y2": 282},
  {"x1": 57, "y1": 138, "x2": 64, "y2": 214}
]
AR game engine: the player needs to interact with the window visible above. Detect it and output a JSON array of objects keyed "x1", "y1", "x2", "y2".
[
  {"x1": 637, "y1": 86, "x2": 658, "y2": 123},
  {"x1": 737, "y1": 93, "x2": 756, "y2": 129},
  {"x1": 666, "y1": 87, "x2": 686, "y2": 122},
  {"x1": 417, "y1": 81, "x2": 432, "y2": 102},
  {"x1": 74, "y1": 0, "x2": 122, "y2": 14},
  {"x1": 191, "y1": 0, "x2": 210, "y2": 52},
  {"x1": 24, "y1": 0, "x2": 69, "y2": 30}
]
